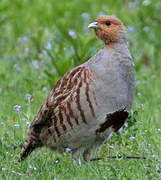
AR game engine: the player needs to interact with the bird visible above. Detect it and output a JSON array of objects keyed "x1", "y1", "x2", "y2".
[{"x1": 20, "y1": 15, "x2": 135, "y2": 161}]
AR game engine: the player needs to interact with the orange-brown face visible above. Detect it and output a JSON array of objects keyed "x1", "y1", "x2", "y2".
[{"x1": 88, "y1": 16, "x2": 126, "y2": 45}]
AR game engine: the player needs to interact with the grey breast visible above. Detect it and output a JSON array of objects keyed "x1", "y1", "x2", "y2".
[{"x1": 85, "y1": 44, "x2": 135, "y2": 116}]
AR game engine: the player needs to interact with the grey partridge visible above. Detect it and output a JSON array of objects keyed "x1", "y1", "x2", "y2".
[{"x1": 20, "y1": 15, "x2": 135, "y2": 161}]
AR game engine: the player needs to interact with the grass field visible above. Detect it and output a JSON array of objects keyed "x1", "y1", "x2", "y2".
[{"x1": 0, "y1": 0, "x2": 161, "y2": 179}]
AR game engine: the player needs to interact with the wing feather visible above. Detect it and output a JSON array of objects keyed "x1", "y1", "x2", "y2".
[{"x1": 30, "y1": 65, "x2": 96, "y2": 140}]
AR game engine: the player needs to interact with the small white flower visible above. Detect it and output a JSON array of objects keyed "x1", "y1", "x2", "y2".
[
  {"x1": 148, "y1": 144, "x2": 152, "y2": 147},
  {"x1": 25, "y1": 94, "x2": 32, "y2": 101},
  {"x1": 98, "y1": 12, "x2": 106, "y2": 16},
  {"x1": 42, "y1": 87, "x2": 48, "y2": 91},
  {"x1": 46, "y1": 42, "x2": 52, "y2": 50},
  {"x1": 127, "y1": 26, "x2": 136, "y2": 32},
  {"x1": 33, "y1": 167, "x2": 37, "y2": 170},
  {"x1": 0, "y1": 122, "x2": 5, "y2": 126},
  {"x1": 14, "y1": 64, "x2": 23, "y2": 72},
  {"x1": 81, "y1": 12, "x2": 91, "y2": 21},
  {"x1": 124, "y1": 122, "x2": 128, "y2": 128},
  {"x1": 28, "y1": 165, "x2": 32, "y2": 169},
  {"x1": 132, "y1": 62, "x2": 135, "y2": 67},
  {"x1": 18, "y1": 36, "x2": 29, "y2": 43},
  {"x1": 68, "y1": 30, "x2": 77, "y2": 39},
  {"x1": 26, "y1": 122, "x2": 31, "y2": 127},
  {"x1": 138, "y1": 104, "x2": 144, "y2": 109},
  {"x1": 32, "y1": 60, "x2": 40, "y2": 69},
  {"x1": 136, "y1": 80, "x2": 141, "y2": 85},
  {"x1": 14, "y1": 123, "x2": 20, "y2": 128},
  {"x1": 137, "y1": 92, "x2": 142, "y2": 96},
  {"x1": 24, "y1": 47, "x2": 30, "y2": 55},
  {"x1": 21, "y1": 36, "x2": 29, "y2": 42},
  {"x1": 143, "y1": 26, "x2": 150, "y2": 32},
  {"x1": 13, "y1": 105, "x2": 21, "y2": 112},
  {"x1": 128, "y1": 2, "x2": 138, "y2": 8},
  {"x1": 151, "y1": 154, "x2": 158, "y2": 159},
  {"x1": 55, "y1": 159, "x2": 60, "y2": 164},
  {"x1": 21, "y1": 118, "x2": 27, "y2": 121},
  {"x1": 130, "y1": 136, "x2": 136, "y2": 140},
  {"x1": 2, "y1": 168, "x2": 7, "y2": 171},
  {"x1": 65, "y1": 147, "x2": 72, "y2": 152},
  {"x1": 157, "y1": 128, "x2": 161, "y2": 133},
  {"x1": 143, "y1": 0, "x2": 151, "y2": 6},
  {"x1": 28, "y1": 165, "x2": 37, "y2": 170}
]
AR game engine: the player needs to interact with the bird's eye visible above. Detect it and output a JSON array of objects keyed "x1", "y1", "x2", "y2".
[{"x1": 105, "y1": 21, "x2": 111, "y2": 26}]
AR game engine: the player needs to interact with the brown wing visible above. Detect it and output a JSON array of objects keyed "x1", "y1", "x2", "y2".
[
  {"x1": 96, "y1": 109, "x2": 128, "y2": 134},
  {"x1": 31, "y1": 65, "x2": 96, "y2": 141}
]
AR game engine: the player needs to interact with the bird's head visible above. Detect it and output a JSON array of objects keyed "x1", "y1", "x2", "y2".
[{"x1": 88, "y1": 15, "x2": 128, "y2": 46}]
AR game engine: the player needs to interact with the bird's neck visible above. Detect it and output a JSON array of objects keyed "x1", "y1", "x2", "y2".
[
  {"x1": 105, "y1": 31, "x2": 128, "y2": 49},
  {"x1": 105, "y1": 41, "x2": 129, "y2": 51}
]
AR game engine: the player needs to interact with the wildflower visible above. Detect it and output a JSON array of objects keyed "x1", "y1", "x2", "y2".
[
  {"x1": 55, "y1": 159, "x2": 60, "y2": 164},
  {"x1": 143, "y1": 26, "x2": 150, "y2": 32},
  {"x1": 132, "y1": 62, "x2": 135, "y2": 67},
  {"x1": 157, "y1": 128, "x2": 161, "y2": 133},
  {"x1": 136, "y1": 80, "x2": 141, "y2": 85},
  {"x1": 128, "y1": 1, "x2": 138, "y2": 8},
  {"x1": 28, "y1": 165, "x2": 37, "y2": 170},
  {"x1": 124, "y1": 122, "x2": 128, "y2": 128},
  {"x1": 151, "y1": 154, "x2": 158, "y2": 159},
  {"x1": 0, "y1": 122, "x2": 5, "y2": 126},
  {"x1": 21, "y1": 117, "x2": 27, "y2": 121},
  {"x1": 42, "y1": 87, "x2": 48, "y2": 91},
  {"x1": 32, "y1": 60, "x2": 41, "y2": 69},
  {"x1": 142, "y1": 0, "x2": 151, "y2": 6},
  {"x1": 129, "y1": 136, "x2": 136, "y2": 140},
  {"x1": 18, "y1": 36, "x2": 29, "y2": 43},
  {"x1": 137, "y1": 92, "x2": 142, "y2": 96},
  {"x1": 25, "y1": 94, "x2": 32, "y2": 101},
  {"x1": 68, "y1": 29, "x2": 77, "y2": 39},
  {"x1": 81, "y1": 12, "x2": 91, "y2": 21},
  {"x1": 127, "y1": 26, "x2": 136, "y2": 33},
  {"x1": 2, "y1": 168, "x2": 7, "y2": 171},
  {"x1": 26, "y1": 122, "x2": 31, "y2": 127},
  {"x1": 99, "y1": 12, "x2": 106, "y2": 16},
  {"x1": 13, "y1": 105, "x2": 21, "y2": 112},
  {"x1": 138, "y1": 104, "x2": 144, "y2": 109},
  {"x1": 38, "y1": 50, "x2": 47, "y2": 59},
  {"x1": 46, "y1": 42, "x2": 52, "y2": 50},
  {"x1": 14, "y1": 64, "x2": 22, "y2": 72},
  {"x1": 65, "y1": 147, "x2": 72, "y2": 152},
  {"x1": 14, "y1": 123, "x2": 20, "y2": 128}
]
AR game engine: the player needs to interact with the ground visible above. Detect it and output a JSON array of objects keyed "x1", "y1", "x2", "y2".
[{"x1": 0, "y1": 0, "x2": 161, "y2": 179}]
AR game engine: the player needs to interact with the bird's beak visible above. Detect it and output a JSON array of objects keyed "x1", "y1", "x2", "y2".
[{"x1": 88, "y1": 22, "x2": 98, "y2": 29}]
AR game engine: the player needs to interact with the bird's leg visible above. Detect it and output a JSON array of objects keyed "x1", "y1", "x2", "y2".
[
  {"x1": 83, "y1": 149, "x2": 104, "y2": 162},
  {"x1": 83, "y1": 149, "x2": 92, "y2": 161},
  {"x1": 83, "y1": 140, "x2": 105, "y2": 162},
  {"x1": 72, "y1": 148, "x2": 87, "y2": 165},
  {"x1": 71, "y1": 148, "x2": 81, "y2": 160}
]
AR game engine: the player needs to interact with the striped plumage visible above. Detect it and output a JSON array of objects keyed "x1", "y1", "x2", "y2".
[{"x1": 20, "y1": 15, "x2": 135, "y2": 161}]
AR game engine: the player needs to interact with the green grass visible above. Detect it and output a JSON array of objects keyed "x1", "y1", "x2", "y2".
[{"x1": 0, "y1": 0, "x2": 161, "y2": 179}]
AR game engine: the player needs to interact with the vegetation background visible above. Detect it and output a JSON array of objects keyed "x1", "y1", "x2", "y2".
[{"x1": 0, "y1": 0, "x2": 161, "y2": 179}]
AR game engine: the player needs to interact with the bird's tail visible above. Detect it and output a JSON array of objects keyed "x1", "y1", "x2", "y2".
[{"x1": 20, "y1": 129, "x2": 42, "y2": 161}]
